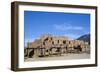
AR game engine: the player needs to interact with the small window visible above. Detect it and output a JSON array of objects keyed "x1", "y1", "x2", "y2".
[
  {"x1": 43, "y1": 42, "x2": 45, "y2": 45},
  {"x1": 57, "y1": 40, "x2": 59, "y2": 43},
  {"x1": 69, "y1": 41, "x2": 70, "y2": 44},
  {"x1": 51, "y1": 37, "x2": 52, "y2": 40},
  {"x1": 46, "y1": 50, "x2": 48, "y2": 52},
  {"x1": 52, "y1": 41, "x2": 54, "y2": 45},
  {"x1": 45, "y1": 38, "x2": 48, "y2": 41},
  {"x1": 63, "y1": 40, "x2": 66, "y2": 44}
]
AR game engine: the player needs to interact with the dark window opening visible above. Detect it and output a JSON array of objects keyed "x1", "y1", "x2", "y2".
[
  {"x1": 52, "y1": 41, "x2": 54, "y2": 45},
  {"x1": 69, "y1": 41, "x2": 70, "y2": 44},
  {"x1": 43, "y1": 42, "x2": 45, "y2": 45},
  {"x1": 57, "y1": 40, "x2": 59, "y2": 43},
  {"x1": 46, "y1": 50, "x2": 48, "y2": 52},
  {"x1": 50, "y1": 37, "x2": 52, "y2": 40},
  {"x1": 45, "y1": 37, "x2": 48, "y2": 41},
  {"x1": 63, "y1": 40, "x2": 66, "y2": 44}
]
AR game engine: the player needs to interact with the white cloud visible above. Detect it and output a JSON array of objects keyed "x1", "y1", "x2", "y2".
[{"x1": 53, "y1": 23, "x2": 83, "y2": 31}]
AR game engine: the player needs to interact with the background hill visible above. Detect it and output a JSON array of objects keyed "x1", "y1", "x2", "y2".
[{"x1": 77, "y1": 34, "x2": 90, "y2": 44}]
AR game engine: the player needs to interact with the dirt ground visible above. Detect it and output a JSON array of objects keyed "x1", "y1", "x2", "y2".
[{"x1": 24, "y1": 53, "x2": 90, "y2": 62}]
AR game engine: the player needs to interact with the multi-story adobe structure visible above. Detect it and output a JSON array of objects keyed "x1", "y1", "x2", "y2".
[{"x1": 25, "y1": 34, "x2": 90, "y2": 58}]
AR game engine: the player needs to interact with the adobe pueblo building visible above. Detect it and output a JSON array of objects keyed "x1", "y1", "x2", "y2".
[{"x1": 25, "y1": 34, "x2": 90, "y2": 58}]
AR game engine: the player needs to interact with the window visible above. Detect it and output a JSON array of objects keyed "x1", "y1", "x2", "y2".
[
  {"x1": 69, "y1": 41, "x2": 70, "y2": 44},
  {"x1": 57, "y1": 40, "x2": 59, "y2": 43},
  {"x1": 43, "y1": 42, "x2": 45, "y2": 45},
  {"x1": 52, "y1": 41, "x2": 54, "y2": 45},
  {"x1": 63, "y1": 40, "x2": 66, "y2": 44}
]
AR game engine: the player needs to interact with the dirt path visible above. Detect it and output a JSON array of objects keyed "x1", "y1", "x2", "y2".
[{"x1": 25, "y1": 53, "x2": 90, "y2": 62}]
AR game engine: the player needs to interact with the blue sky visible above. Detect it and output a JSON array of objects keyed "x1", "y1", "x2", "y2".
[{"x1": 24, "y1": 11, "x2": 90, "y2": 47}]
